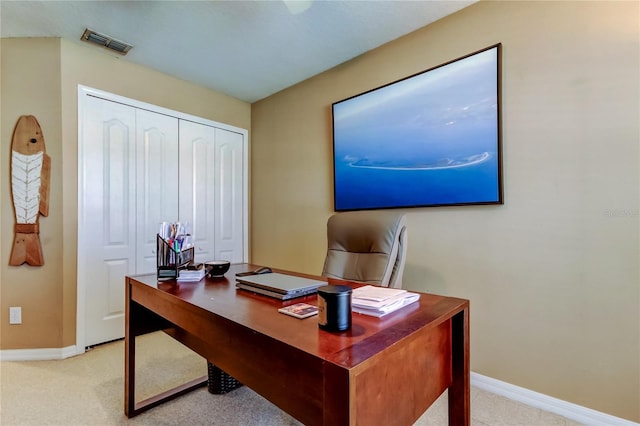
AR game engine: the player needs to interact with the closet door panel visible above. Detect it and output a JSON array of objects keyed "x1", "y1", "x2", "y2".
[
  {"x1": 136, "y1": 110, "x2": 179, "y2": 274},
  {"x1": 179, "y1": 120, "x2": 216, "y2": 263},
  {"x1": 81, "y1": 96, "x2": 136, "y2": 346},
  {"x1": 215, "y1": 128, "x2": 245, "y2": 263}
]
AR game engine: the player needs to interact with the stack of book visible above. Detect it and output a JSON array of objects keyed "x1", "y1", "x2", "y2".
[
  {"x1": 351, "y1": 285, "x2": 420, "y2": 317},
  {"x1": 177, "y1": 269, "x2": 205, "y2": 282}
]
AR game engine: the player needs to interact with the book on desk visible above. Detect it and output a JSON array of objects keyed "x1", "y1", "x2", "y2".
[
  {"x1": 351, "y1": 285, "x2": 420, "y2": 317},
  {"x1": 278, "y1": 303, "x2": 319, "y2": 319}
]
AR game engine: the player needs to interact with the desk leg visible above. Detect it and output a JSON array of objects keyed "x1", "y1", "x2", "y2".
[
  {"x1": 449, "y1": 306, "x2": 470, "y2": 426},
  {"x1": 125, "y1": 279, "x2": 136, "y2": 417},
  {"x1": 124, "y1": 278, "x2": 207, "y2": 418}
]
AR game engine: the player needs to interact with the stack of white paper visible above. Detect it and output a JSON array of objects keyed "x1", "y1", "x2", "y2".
[
  {"x1": 177, "y1": 269, "x2": 205, "y2": 282},
  {"x1": 351, "y1": 285, "x2": 420, "y2": 317}
]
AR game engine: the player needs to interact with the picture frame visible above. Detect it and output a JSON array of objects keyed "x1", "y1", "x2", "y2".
[{"x1": 331, "y1": 43, "x2": 503, "y2": 211}]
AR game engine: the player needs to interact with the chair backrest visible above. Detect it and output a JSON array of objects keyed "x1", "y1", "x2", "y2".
[{"x1": 321, "y1": 210, "x2": 407, "y2": 288}]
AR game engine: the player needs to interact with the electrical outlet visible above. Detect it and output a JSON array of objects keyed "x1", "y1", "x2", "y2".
[{"x1": 9, "y1": 307, "x2": 22, "y2": 324}]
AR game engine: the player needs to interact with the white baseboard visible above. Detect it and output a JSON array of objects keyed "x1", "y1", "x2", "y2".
[
  {"x1": 471, "y1": 372, "x2": 639, "y2": 426},
  {"x1": 0, "y1": 345, "x2": 79, "y2": 361}
]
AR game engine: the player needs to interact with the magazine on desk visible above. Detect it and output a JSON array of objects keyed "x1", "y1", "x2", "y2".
[{"x1": 351, "y1": 285, "x2": 420, "y2": 317}]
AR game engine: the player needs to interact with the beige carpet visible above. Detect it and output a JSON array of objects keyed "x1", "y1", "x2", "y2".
[{"x1": 0, "y1": 332, "x2": 580, "y2": 425}]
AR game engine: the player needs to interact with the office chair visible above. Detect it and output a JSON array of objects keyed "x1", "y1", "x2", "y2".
[{"x1": 322, "y1": 210, "x2": 407, "y2": 288}]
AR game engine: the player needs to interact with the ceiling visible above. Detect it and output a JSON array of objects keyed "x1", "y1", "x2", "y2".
[{"x1": 1, "y1": 1, "x2": 476, "y2": 103}]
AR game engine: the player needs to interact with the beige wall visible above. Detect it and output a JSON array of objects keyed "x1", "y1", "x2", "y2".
[
  {"x1": 1, "y1": 38, "x2": 250, "y2": 349},
  {"x1": 251, "y1": 1, "x2": 639, "y2": 422},
  {"x1": 1, "y1": 39, "x2": 64, "y2": 349}
]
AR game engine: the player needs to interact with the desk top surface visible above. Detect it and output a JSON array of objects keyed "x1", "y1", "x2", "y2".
[{"x1": 128, "y1": 263, "x2": 468, "y2": 369}]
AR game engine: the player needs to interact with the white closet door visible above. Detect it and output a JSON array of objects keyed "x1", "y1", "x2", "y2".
[
  {"x1": 80, "y1": 96, "x2": 136, "y2": 346},
  {"x1": 214, "y1": 128, "x2": 245, "y2": 263},
  {"x1": 78, "y1": 85, "x2": 248, "y2": 350},
  {"x1": 179, "y1": 120, "x2": 216, "y2": 263},
  {"x1": 135, "y1": 110, "x2": 179, "y2": 274}
]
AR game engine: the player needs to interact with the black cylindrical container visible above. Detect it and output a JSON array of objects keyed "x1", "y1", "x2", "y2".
[{"x1": 317, "y1": 285, "x2": 352, "y2": 332}]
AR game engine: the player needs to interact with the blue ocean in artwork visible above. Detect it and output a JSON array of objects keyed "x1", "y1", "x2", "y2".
[{"x1": 333, "y1": 47, "x2": 500, "y2": 210}]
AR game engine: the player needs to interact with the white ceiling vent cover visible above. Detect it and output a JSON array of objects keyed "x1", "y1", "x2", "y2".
[{"x1": 81, "y1": 28, "x2": 132, "y2": 55}]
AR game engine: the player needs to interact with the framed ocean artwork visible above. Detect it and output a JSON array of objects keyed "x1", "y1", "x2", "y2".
[{"x1": 331, "y1": 44, "x2": 503, "y2": 211}]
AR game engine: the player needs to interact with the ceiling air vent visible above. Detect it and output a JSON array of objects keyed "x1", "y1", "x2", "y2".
[{"x1": 81, "y1": 29, "x2": 132, "y2": 55}]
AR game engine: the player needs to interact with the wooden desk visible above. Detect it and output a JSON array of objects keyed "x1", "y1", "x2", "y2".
[{"x1": 125, "y1": 264, "x2": 469, "y2": 425}]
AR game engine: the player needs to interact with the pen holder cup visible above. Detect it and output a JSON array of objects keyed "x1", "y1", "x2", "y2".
[{"x1": 156, "y1": 234, "x2": 194, "y2": 280}]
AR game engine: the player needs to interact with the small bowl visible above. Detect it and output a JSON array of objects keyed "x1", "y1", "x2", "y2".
[{"x1": 205, "y1": 260, "x2": 231, "y2": 277}]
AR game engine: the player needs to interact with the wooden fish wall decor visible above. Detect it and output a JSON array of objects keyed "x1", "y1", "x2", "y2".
[{"x1": 9, "y1": 115, "x2": 51, "y2": 266}]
